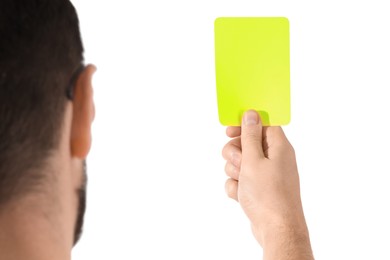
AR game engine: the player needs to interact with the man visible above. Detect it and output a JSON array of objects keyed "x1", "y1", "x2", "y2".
[
  {"x1": 0, "y1": 0, "x2": 95, "y2": 259},
  {"x1": 0, "y1": 1, "x2": 313, "y2": 259}
]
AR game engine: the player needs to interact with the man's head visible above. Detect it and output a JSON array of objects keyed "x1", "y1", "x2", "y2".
[{"x1": 0, "y1": 0, "x2": 95, "y2": 250}]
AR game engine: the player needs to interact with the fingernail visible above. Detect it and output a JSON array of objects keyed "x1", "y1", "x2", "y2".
[{"x1": 243, "y1": 110, "x2": 259, "y2": 126}]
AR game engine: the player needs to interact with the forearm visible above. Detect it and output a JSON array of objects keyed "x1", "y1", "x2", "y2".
[{"x1": 260, "y1": 224, "x2": 314, "y2": 260}]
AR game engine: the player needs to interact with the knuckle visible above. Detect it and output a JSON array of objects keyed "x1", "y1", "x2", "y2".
[
  {"x1": 224, "y1": 163, "x2": 230, "y2": 175},
  {"x1": 223, "y1": 143, "x2": 242, "y2": 163},
  {"x1": 225, "y1": 163, "x2": 239, "y2": 180},
  {"x1": 222, "y1": 144, "x2": 230, "y2": 160},
  {"x1": 244, "y1": 132, "x2": 262, "y2": 144},
  {"x1": 225, "y1": 179, "x2": 237, "y2": 198}
]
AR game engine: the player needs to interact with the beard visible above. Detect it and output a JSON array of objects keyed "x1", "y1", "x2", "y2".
[{"x1": 73, "y1": 160, "x2": 87, "y2": 246}]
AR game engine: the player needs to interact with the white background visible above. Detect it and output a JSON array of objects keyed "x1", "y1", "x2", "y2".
[{"x1": 71, "y1": 0, "x2": 390, "y2": 259}]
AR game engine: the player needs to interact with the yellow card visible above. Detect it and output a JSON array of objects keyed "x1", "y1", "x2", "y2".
[{"x1": 215, "y1": 17, "x2": 290, "y2": 126}]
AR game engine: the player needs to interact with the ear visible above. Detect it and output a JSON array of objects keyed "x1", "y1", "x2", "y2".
[{"x1": 70, "y1": 64, "x2": 96, "y2": 159}]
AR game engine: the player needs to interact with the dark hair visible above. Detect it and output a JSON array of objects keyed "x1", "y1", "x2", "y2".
[{"x1": 0, "y1": 0, "x2": 84, "y2": 206}]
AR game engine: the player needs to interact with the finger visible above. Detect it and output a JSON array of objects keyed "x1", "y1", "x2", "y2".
[
  {"x1": 224, "y1": 162, "x2": 240, "y2": 180},
  {"x1": 226, "y1": 126, "x2": 241, "y2": 138},
  {"x1": 240, "y1": 110, "x2": 265, "y2": 163},
  {"x1": 225, "y1": 178, "x2": 238, "y2": 201},
  {"x1": 222, "y1": 138, "x2": 242, "y2": 167},
  {"x1": 262, "y1": 126, "x2": 291, "y2": 159}
]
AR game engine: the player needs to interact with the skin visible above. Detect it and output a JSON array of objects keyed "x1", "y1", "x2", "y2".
[
  {"x1": 0, "y1": 65, "x2": 96, "y2": 260},
  {"x1": 222, "y1": 110, "x2": 314, "y2": 260}
]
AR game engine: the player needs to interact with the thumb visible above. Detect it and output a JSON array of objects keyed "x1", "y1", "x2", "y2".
[{"x1": 241, "y1": 110, "x2": 265, "y2": 162}]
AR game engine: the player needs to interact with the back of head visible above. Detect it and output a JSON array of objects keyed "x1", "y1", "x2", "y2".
[{"x1": 0, "y1": 0, "x2": 84, "y2": 206}]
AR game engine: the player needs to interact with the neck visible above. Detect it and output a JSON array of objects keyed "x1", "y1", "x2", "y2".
[
  {"x1": 0, "y1": 192, "x2": 72, "y2": 260},
  {"x1": 0, "y1": 106, "x2": 79, "y2": 260}
]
